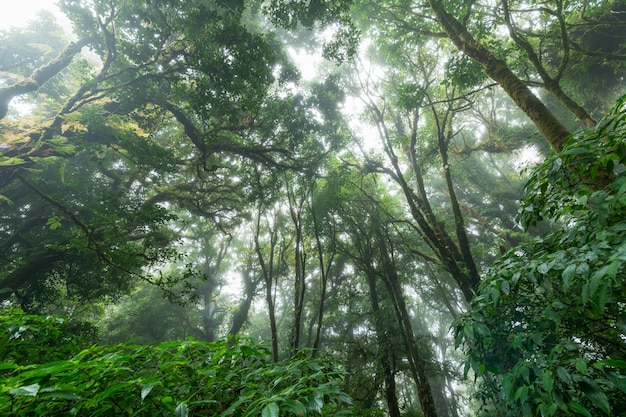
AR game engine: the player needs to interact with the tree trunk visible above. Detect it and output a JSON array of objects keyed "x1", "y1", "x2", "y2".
[
  {"x1": 254, "y1": 207, "x2": 280, "y2": 362},
  {"x1": 364, "y1": 267, "x2": 403, "y2": 417},
  {"x1": 427, "y1": 0, "x2": 571, "y2": 152},
  {"x1": 229, "y1": 254, "x2": 260, "y2": 337},
  {"x1": 500, "y1": 0, "x2": 596, "y2": 128},
  {"x1": 438, "y1": 129, "x2": 480, "y2": 293},
  {"x1": 375, "y1": 219, "x2": 439, "y2": 417},
  {"x1": 287, "y1": 183, "x2": 307, "y2": 352},
  {"x1": 310, "y1": 197, "x2": 334, "y2": 356}
]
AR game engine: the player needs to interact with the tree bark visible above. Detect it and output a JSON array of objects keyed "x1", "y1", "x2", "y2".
[
  {"x1": 287, "y1": 182, "x2": 307, "y2": 353},
  {"x1": 228, "y1": 261, "x2": 260, "y2": 337},
  {"x1": 309, "y1": 197, "x2": 334, "y2": 356},
  {"x1": 438, "y1": 129, "x2": 480, "y2": 292}
]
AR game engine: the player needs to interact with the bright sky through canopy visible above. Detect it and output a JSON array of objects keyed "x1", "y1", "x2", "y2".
[{"x1": 0, "y1": 0, "x2": 59, "y2": 30}]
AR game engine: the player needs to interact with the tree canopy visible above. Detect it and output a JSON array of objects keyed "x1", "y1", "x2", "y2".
[{"x1": 1, "y1": 0, "x2": 625, "y2": 416}]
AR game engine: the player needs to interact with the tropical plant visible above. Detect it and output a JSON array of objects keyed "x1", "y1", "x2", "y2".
[
  {"x1": 455, "y1": 94, "x2": 626, "y2": 416},
  {"x1": 1, "y1": 310, "x2": 357, "y2": 416}
]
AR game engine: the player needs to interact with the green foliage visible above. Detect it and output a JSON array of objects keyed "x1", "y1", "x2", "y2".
[
  {"x1": 0, "y1": 308, "x2": 93, "y2": 366},
  {"x1": 1, "y1": 310, "x2": 356, "y2": 416},
  {"x1": 456, "y1": 95, "x2": 626, "y2": 416}
]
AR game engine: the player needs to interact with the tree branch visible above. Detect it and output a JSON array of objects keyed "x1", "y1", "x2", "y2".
[{"x1": 0, "y1": 39, "x2": 90, "y2": 119}]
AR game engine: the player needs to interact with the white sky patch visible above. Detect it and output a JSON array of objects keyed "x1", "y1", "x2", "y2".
[
  {"x1": 287, "y1": 47, "x2": 323, "y2": 81},
  {"x1": 0, "y1": 0, "x2": 60, "y2": 30}
]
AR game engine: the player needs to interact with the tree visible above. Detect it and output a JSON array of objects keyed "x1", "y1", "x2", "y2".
[
  {"x1": 1, "y1": 0, "x2": 344, "y2": 311},
  {"x1": 268, "y1": 0, "x2": 626, "y2": 152}
]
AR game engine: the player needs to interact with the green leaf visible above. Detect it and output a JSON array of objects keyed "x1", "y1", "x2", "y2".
[
  {"x1": 568, "y1": 402, "x2": 592, "y2": 417},
  {"x1": 261, "y1": 402, "x2": 279, "y2": 417},
  {"x1": 562, "y1": 264, "x2": 576, "y2": 290},
  {"x1": 175, "y1": 402, "x2": 189, "y2": 417},
  {"x1": 8, "y1": 383, "x2": 40, "y2": 397},
  {"x1": 556, "y1": 367, "x2": 572, "y2": 385},
  {"x1": 282, "y1": 399, "x2": 306, "y2": 415},
  {"x1": 240, "y1": 345, "x2": 257, "y2": 356},
  {"x1": 575, "y1": 360, "x2": 589, "y2": 375},
  {"x1": 514, "y1": 386, "x2": 528, "y2": 404},
  {"x1": 0, "y1": 194, "x2": 14, "y2": 206},
  {"x1": 562, "y1": 147, "x2": 589, "y2": 155},
  {"x1": 0, "y1": 363, "x2": 19, "y2": 371},
  {"x1": 607, "y1": 372, "x2": 626, "y2": 393},
  {"x1": 0, "y1": 157, "x2": 27, "y2": 166},
  {"x1": 541, "y1": 372, "x2": 554, "y2": 394},
  {"x1": 598, "y1": 359, "x2": 626, "y2": 369},
  {"x1": 38, "y1": 389, "x2": 81, "y2": 400},
  {"x1": 307, "y1": 393, "x2": 323, "y2": 412},
  {"x1": 502, "y1": 374, "x2": 515, "y2": 397},
  {"x1": 140, "y1": 382, "x2": 157, "y2": 401},
  {"x1": 581, "y1": 381, "x2": 610, "y2": 414},
  {"x1": 538, "y1": 261, "x2": 553, "y2": 274}
]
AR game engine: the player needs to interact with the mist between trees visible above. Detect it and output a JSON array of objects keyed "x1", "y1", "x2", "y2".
[{"x1": 1, "y1": 1, "x2": 625, "y2": 416}]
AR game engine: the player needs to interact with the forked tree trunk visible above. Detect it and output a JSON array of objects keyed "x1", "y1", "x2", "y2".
[{"x1": 427, "y1": 0, "x2": 571, "y2": 152}]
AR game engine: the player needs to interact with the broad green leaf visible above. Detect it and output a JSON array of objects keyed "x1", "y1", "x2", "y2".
[
  {"x1": 0, "y1": 363, "x2": 19, "y2": 371},
  {"x1": 502, "y1": 374, "x2": 514, "y2": 397},
  {"x1": 562, "y1": 147, "x2": 589, "y2": 155},
  {"x1": 140, "y1": 382, "x2": 157, "y2": 401},
  {"x1": 581, "y1": 381, "x2": 610, "y2": 414},
  {"x1": 598, "y1": 359, "x2": 626, "y2": 369},
  {"x1": 575, "y1": 360, "x2": 588, "y2": 375},
  {"x1": 282, "y1": 399, "x2": 306, "y2": 415},
  {"x1": 261, "y1": 402, "x2": 279, "y2": 417},
  {"x1": 240, "y1": 345, "x2": 257, "y2": 356},
  {"x1": 568, "y1": 402, "x2": 592, "y2": 417},
  {"x1": 514, "y1": 386, "x2": 528, "y2": 404},
  {"x1": 39, "y1": 389, "x2": 81, "y2": 400},
  {"x1": 541, "y1": 372, "x2": 554, "y2": 394},
  {"x1": 8, "y1": 383, "x2": 40, "y2": 397},
  {"x1": 556, "y1": 367, "x2": 572, "y2": 385},
  {"x1": 607, "y1": 372, "x2": 626, "y2": 393},
  {"x1": 562, "y1": 264, "x2": 576, "y2": 290},
  {"x1": 175, "y1": 402, "x2": 189, "y2": 417},
  {"x1": 307, "y1": 393, "x2": 323, "y2": 412}
]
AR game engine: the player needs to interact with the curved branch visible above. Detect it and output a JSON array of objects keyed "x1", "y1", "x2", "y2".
[{"x1": 0, "y1": 39, "x2": 90, "y2": 119}]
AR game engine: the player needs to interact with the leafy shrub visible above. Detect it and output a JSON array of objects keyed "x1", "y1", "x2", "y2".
[
  {"x1": 0, "y1": 308, "x2": 92, "y2": 365},
  {"x1": 455, "y1": 95, "x2": 626, "y2": 416},
  {"x1": 1, "y1": 311, "x2": 355, "y2": 416}
]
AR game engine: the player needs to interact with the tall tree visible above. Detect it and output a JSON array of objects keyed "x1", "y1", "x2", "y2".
[{"x1": 1, "y1": 0, "x2": 344, "y2": 310}]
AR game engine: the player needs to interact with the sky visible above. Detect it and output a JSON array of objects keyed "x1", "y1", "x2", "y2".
[{"x1": 0, "y1": 0, "x2": 61, "y2": 30}]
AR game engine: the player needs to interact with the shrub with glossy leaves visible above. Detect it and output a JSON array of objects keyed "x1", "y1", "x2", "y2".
[
  {"x1": 455, "y1": 95, "x2": 626, "y2": 416},
  {"x1": 1, "y1": 311, "x2": 355, "y2": 416}
]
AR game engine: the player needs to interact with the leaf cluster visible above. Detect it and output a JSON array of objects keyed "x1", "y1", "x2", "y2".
[
  {"x1": 455, "y1": 94, "x2": 626, "y2": 416},
  {"x1": 1, "y1": 310, "x2": 356, "y2": 416}
]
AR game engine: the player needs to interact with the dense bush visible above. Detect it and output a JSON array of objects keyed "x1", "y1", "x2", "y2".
[
  {"x1": 1, "y1": 310, "x2": 355, "y2": 416},
  {"x1": 455, "y1": 95, "x2": 626, "y2": 416}
]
